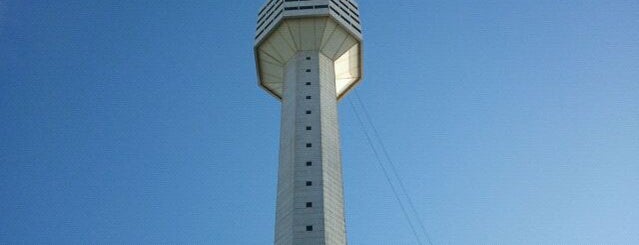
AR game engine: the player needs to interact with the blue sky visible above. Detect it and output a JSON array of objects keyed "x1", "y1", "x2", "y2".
[{"x1": 1, "y1": 0, "x2": 638, "y2": 244}]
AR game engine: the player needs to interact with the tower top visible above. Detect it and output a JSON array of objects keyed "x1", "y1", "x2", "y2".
[{"x1": 254, "y1": 0, "x2": 363, "y2": 100}]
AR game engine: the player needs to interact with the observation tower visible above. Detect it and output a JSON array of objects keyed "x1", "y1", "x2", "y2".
[{"x1": 254, "y1": 0, "x2": 363, "y2": 244}]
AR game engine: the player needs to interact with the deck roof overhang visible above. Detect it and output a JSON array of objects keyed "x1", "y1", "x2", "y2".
[{"x1": 254, "y1": 16, "x2": 363, "y2": 101}]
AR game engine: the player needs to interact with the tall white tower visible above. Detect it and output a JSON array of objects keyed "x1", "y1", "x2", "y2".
[{"x1": 254, "y1": 0, "x2": 362, "y2": 244}]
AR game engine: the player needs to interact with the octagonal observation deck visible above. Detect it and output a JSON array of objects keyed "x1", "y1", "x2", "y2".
[{"x1": 254, "y1": 0, "x2": 363, "y2": 100}]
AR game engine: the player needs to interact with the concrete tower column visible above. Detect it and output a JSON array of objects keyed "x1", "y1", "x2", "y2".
[
  {"x1": 253, "y1": 1, "x2": 362, "y2": 244},
  {"x1": 276, "y1": 51, "x2": 346, "y2": 245}
]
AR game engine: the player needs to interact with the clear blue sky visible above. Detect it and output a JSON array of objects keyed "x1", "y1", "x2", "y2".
[{"x1": 1, "y1": 1, "x2": 638, "y2": 244}]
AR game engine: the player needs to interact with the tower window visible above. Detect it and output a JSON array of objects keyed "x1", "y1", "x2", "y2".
[
  {"x1": 306, "y1": 69, "x2": 311, "y2": 72},
  {"x1": 306, "y1": 110, "x2": 312, "y2": 114},
  {"x1": 306, "y1": 225, "x2": 313, "y2": 231},
  {"x1": 306, "y1": 202, "x2": 313, "y2": 208},
  {"x1": 305, "y1": 82, "x2": 311, "y2": 86},
  {"x1": 306, "y1": 57, "x2": 311, "y2": 60},
  {"x1": 306, "y1": 96, "x2": 312, "y2": 99},
  {"x1": 306, "y1": 181, "x2": 313, "y2": 186},
  {"x1": 306, "y1": 126, "x2": 312, "y2": 130},
  {"x1": 306, "y1": 143, "x2": 312, "y2": 148},
  {"x1": 306, "y1": 161, "x2": 313, "y2": 166}
]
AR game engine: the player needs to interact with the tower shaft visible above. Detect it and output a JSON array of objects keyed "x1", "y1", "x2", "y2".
[
  {"x1": 254, "y1": 1, "x2": 362, "y2": 244},
  {"x1": 275, "y1": 51, "x2": 346, "y2": 245}
]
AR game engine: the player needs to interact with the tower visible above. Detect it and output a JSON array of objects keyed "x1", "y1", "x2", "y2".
[{"x1": 254, "y1": 0, "x2": 362, "y2": 244}]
